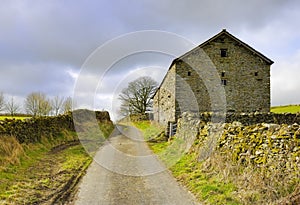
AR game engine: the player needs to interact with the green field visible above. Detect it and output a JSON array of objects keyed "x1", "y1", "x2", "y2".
[
  {"x1": 0, "y1": 116, "x2": 31, "y2": 121},
  {"x1": 271, "y1": 104, "x2": 300, "y2": 113}
]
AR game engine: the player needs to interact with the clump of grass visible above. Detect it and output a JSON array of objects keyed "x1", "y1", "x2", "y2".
[
  {"x1": 61, "y1": 145, "x2": 92, "y2": 171},
  {"x1": 0, "y1": 136, "x2": 24, "y2": 169},
  {"x1": 132, "y1": 120, "x2": 164, "y2": 141},
  {"x1": 203, "y1": 151, "x2": 300, "y2": 204},
  {"x1": 148, "y1": 141, "x2": 169, "y2": 153},
  {"x1": 99, "y1": 121, "x2": 115, "y2": 138}
]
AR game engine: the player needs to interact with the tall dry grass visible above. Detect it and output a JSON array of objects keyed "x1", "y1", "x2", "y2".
[
  {"x1": 0, "y1": 135, "x2": 24, "y2": 169},
  {"x1": 200, "y1": 151, "x2": 299, "y2": 205}
]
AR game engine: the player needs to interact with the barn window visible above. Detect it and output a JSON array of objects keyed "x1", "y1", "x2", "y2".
[
  {"x1": 221, "y1": 79, "x2": 227, "y2": 86},
  {"x1": 220, "y1": 49, "x2": 228, "y2": 57},
  {"x1": 188, "y1": 71, "x2": 191, "y2": 76},
  {"x1": 221, "y1": 71, "x2": 225, "y2": 77}
]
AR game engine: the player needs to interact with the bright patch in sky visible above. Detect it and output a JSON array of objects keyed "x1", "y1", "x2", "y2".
[{"x1": 1, "y1": 0, "x2": 300, "y2": 118}]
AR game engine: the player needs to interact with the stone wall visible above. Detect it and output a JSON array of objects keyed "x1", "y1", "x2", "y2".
[
  {"x1": 195, "y1": 112, "x2": 300, "y2": 125},
  {"x1": 0, "y1": 110, "x2": 112, "y2": 144},
  {"x1": 153, "y1": 64, "x2": 176, "y2": 126},
  {"x1": 175, "y1": 112, "x2": 300, "y2": 181},
  {"x1": 0, "y1": 114, "x2": 75, "y2": 143}
]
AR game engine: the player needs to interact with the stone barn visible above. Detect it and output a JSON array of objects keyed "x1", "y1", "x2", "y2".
[{"x1": 152, "y1": 29, "x2": 274, "y2": 127}]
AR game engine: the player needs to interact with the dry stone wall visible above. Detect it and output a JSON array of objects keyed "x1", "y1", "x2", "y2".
[
  {"x1": 197, "y1": 112, "x2": 300, "y2": 125},
  {"x1": 0, "y1": 114, "x2": 74, "y2": 143},
  {"x1": 176, "y1": 112, "x2": 300, "y2": 180},
  {"x1": 0, "y1": 110, "x2": 112, "y2": 144}
]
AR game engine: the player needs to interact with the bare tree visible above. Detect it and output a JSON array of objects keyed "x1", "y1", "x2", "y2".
[
  {"x1": 25, "y1": 92, "x2": 51, "y2": 116},
  {"x1": 119, "y1": 76, "x2": 158, "y2": 116},
  {"x1": 39, "y1": 98, "x2": 52, "y2": 116},
  {"x1": 25, "y1": 92, "x2": 40, "y2": 116},
  {"x1": 119, "y1": 100, "x2": 131, "y2": 117},
  {"x1": 52, "y1": 95, "x2": 64, "y2": 116},
  {"x1": 0, "y1": 92, "x2": 4, "y2": 112},
  {"x1": 5, "y1": 96, "x2": 20, "y2": 116},
  {"x1": 63, "y1": 97, "x2": 72, "y2": 114}
]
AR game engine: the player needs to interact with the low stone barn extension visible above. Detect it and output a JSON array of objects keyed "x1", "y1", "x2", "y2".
[{"x1": 152, "y1": 29, "x2": 274, "y2": 127}]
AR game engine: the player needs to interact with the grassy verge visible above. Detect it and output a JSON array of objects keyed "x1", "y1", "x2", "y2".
[
  {"x1": 271, "y1": 104, "x2": 300, "y2": 113},
  {"x1": 154, "y1": 140, "x2": 240, "y2": 204},
  {"x1": 0, "y1": 131, "x2": 92, "y2": 204},
  {"x1": 169, "y1": 152, "x2": 240, "y2": 205},
  {"x1": 133, "y1": 120, "x2": 240, "y2": 205},
  {"x1": 132, "y1": 120, "x2": 165, "y2": 141},
  {"x1": 135, "y1": 120, "x2": 300, "y2": 204},
  {"x1": 0, "y1": 121, "x2": 114, "y2": 204}
]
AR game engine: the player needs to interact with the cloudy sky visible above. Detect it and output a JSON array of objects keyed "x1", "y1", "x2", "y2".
[{"x1": 1, "y1": 0, "x2": 300, "y2": 119}]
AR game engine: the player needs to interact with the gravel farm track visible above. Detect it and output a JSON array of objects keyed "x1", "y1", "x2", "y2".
[{"x1": 71, "y1": 125, "x2": 200, "y2": 205}]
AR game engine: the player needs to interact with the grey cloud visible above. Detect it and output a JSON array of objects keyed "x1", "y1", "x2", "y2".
[
  {"x1": 111, "y1": 0, "x2": 298, "y2": 35},
  {"x1": 0, "y1": 0, "x2": 300, "y2": 113},
  {"x1": 0, "y1": 63, "x2": 75, "y2": 97},
  {"x1": 0, "y1": 0, "x2": 124, "y2": 66},
  {"x1": 1, "y1": 0, "x2": 297, "y2": 68}
]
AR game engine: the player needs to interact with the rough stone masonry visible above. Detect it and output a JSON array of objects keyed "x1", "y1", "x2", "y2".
[{"x1": 153, "y1": 29, "x2": 274, "y2": 126}]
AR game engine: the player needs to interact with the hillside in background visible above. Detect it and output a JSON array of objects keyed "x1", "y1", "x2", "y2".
[{"x1": 271, "y1": 105, "x2": 300, "y2": 113}]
